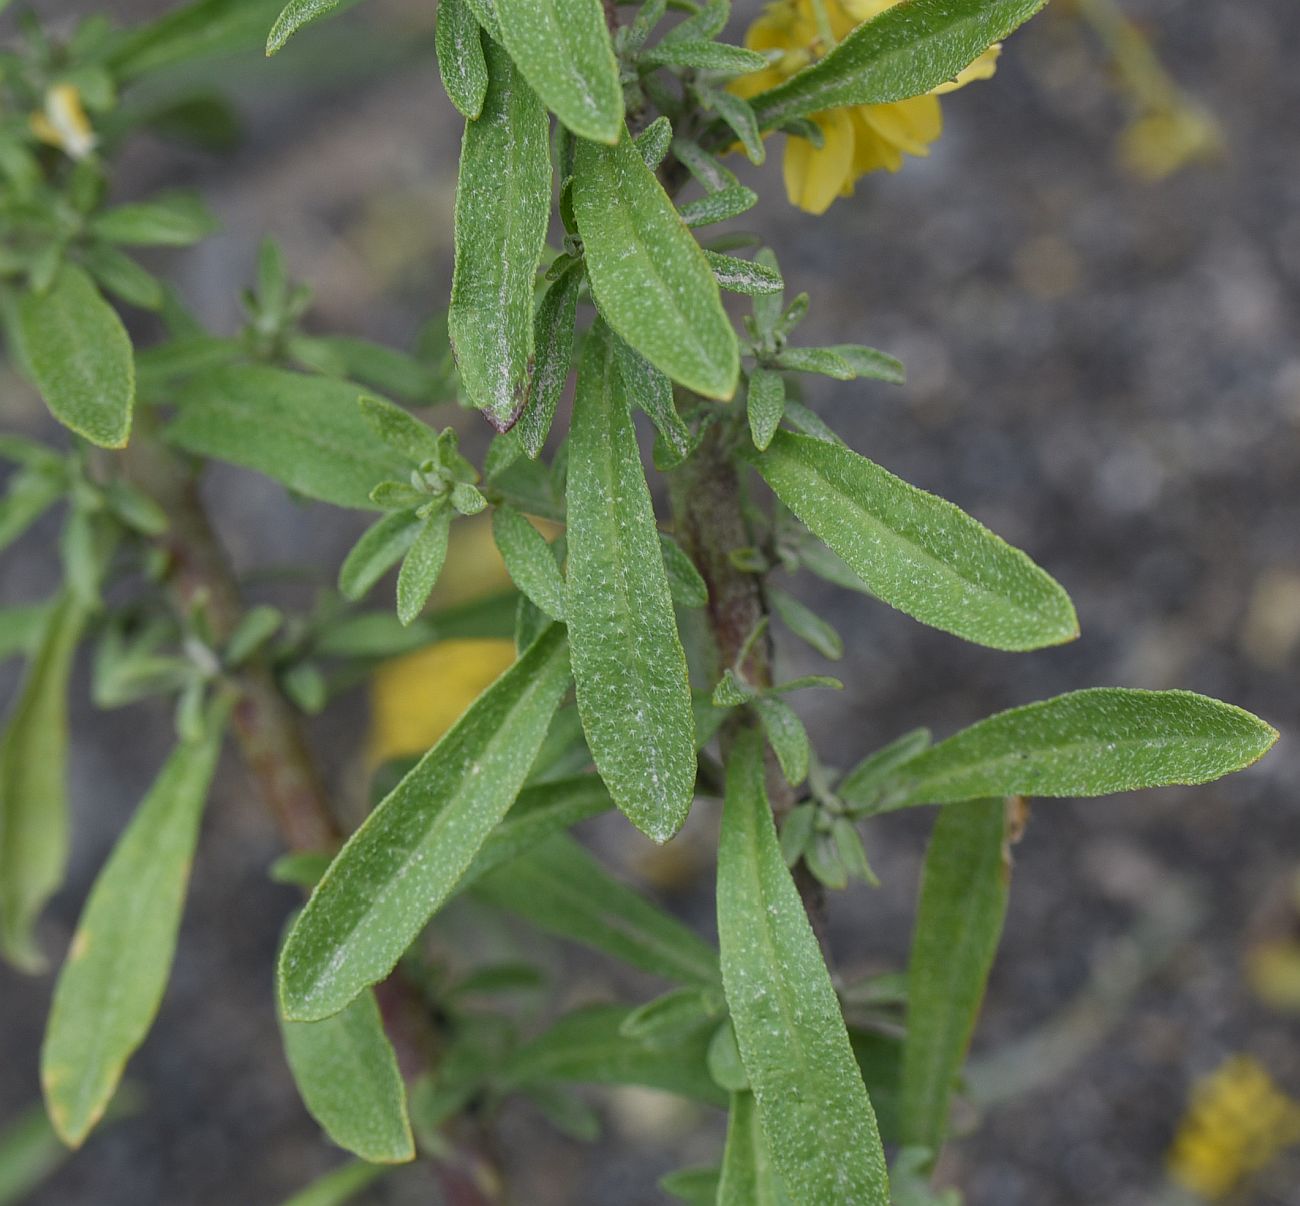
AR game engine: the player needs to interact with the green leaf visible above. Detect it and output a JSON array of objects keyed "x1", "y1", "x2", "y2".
[
  {"x1": 449, "y1": 39, "x2": 551, "y2": 430},
  {"x1": 499, "y1": 1003, "x2": 725, "y2": 1105},
  {"x1": 719, "y1": 1091, "x2": 791, "y2": 1206},
  {"x1": 491, "y1": 506, "x2": 565, "y2": 620},
  {"x1": 746, "y1": 368, "x2": 784, "y2": 452},
  {"x1": 838, "y1": 728, "x2": 932, "y2": 805},
  {"x1": 612, "y1": 331, "x2": 693, "y2": 460},
  {"x1": 435, "y1": 0, "x2": 489, "y2": 119},
  {"x1": 279, "y1": 984, "x2": 414, "y2": 1163},
  {"x1": 620, "y1": 986, "x2": 720, "y2": 1045},
  {"x1": 752, "y1": 696, "x2": 810, "y2": 786},
  {"x1": 518, "y1": 261, "x2": 581, "y2": 458},
  {"x1": 80, "y1": 244, "x2": 164, "y2": 311},
  {"x1": 0, "y1": 1104, "x2": 67, "y2": 1206},
  {"x1": 707, "y1": 89, "x2": 765, "y2": 165},
  {"x1": 749, "y1": 0, "x2": 1048, "y2": 129},
  {"x1": 89, "y1": 194, "x2": 216, "y2": 247},
  {"x1": 634, "y1": 115, "x2": 673, "y2": 170},
  {"x1": 661, "y1": 1167, "x2": 721, "y2": 1206},
  {"x1": 565, "y1": 323, "x2": 696, "y2": 843},
  {"x1": 462, "y1": 0, "x2": 502, "y2": 41},
  {"x1": 678, "y1": 185, "x2": 758, "y2": 229},
  {"x1": 672, "y1": 136, "x2": 739, "y2": 192},
  {"x1": 267, "y1": 0, "x2": 342, "y2": 54},
  {"x1": 279, "y1": 1160, "x2": 387, "y2": 1206},
  {"x1": 338, "y1": 511, "x2": 421, "y2": 601},
  {"x1": 826, "y1": 344, "x2": 905, "y2": 384},
  {"x1": 279, "y1": 624, "x2": 571, "y2": 1021},
  {"x1": 768, "y1": 586, "x2": 842, "y2": 659},
  {"x1": 573, "y1": 132, "x2": 739, "y2": 401},
  {"x1": 0, "y1": 605, "x2": 49, "y2": 665},
  {"x1": 743, "y1": 432, "x2": 1078, "y2": 651},
  {"x1": 458, "y1": 776, "x2": 611, "y2": 891},
  {"x1": 774, "y1": 346, "x2": 857, "y2": 380},
  {"x1": 901, "y1": 799, "x2": 1008, "y2": 1157},
  {"x1": 0, "y1": 594, "x2": 87, "y2": 970},
  {"x1": 16, "y1": 265, "x2": 134, "y2": 449},
  {"x1": 642, "y1": 40, "x2": 767, "y2": 75},
  {"x1": 40, "y1": 699, "x2": 228, "y2": 1145},
  {"x1": 168, "y1": 366, "x2": 409, "y2": 510},
  {"x1": 395, "y1": 506, "x2": 451, "y2": 625},
  {"x1": 475, "y1": 834, "x2": 720, "y2": 985},
  {"x1": 0, "y1": 468, "x2": 63, "y2": 556},
  {"x1": 356, "y1": 396, "x2": 440, "y2": 463},
  {"x1": 704, "y1": 250, "x2": 784, "y2": 296},
  {"x1": 707, "y1": 1020, "x2": 749, "y2": 1092},
  {"x1": 878, "y1": 688, "x2": 1280, "y2": 812},
  {"x1": 659, "y1": 532, "x2": 708, "y2": 609},
  {"x1": 495, "y1": 0, "x2": 623, "y2": 144},
  {"x1": 716, "y1": 728, "x2": 888, "y2": 1204}
]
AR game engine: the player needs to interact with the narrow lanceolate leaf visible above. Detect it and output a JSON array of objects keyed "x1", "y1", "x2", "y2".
[
  {"x1": 641, "y1": 40, "x2": 768, "y2": 75},
  {"x1": 168, "y1": 366, "x2": 409, "y2": 510},
  {"x1": 500, "y1": 1004, "x2": 725, "y2": 1105},
  {"x1": 494, "y1": 0, "x2": 623, "y2": 144},
  {"x1": 0, "y1": 594, "x2": 86, "y2": 970},
  {"x1": 395, "y1": 506, "x2": 452, "y2": 625},
  {"x1": 743, "y1": 432, "x2": 1078, "y2": 651},
  {"x1": 41, "y1": 701, "x2": 228, "y2": 1145},
  {"x1": 634, "y1": 114, "x2": 673, "y2": 170},
  {"x1": 279, "y1": 985, "x2": 414, "y2": 1163},
  {"x1": 902, "y1": 799, "x2": 1009, "y2": 1156},
  {"x1": 750, "y1": 0, "x2": 1048, "y2": 129},
  {"x1": 565, "y1": 324, "x2": 696, "y2": 843},
  {"x1": 16, "y1": 265, "x2": 134, "y2": 449},
  {"x1": 826, "y1": 344, "x2": 905, "y2": 384},
  {"x1": 717, "y1": 730, "x2": 889, "y2": 1205},
  {"x1": 462, "y1": 0, "x2": 502, "y2": 41},
  {"x1": 491, "y1": 506, "x2": 565, "y2": 620},
  {"x1": 474, "y1": 834, "x2": 720, "y2": 985},
  {"x1": 448, "y1": 39, "x2": 551, "y2": 430},
  {"x1": 747, "y1": 368, "x2": 784, "y2": 452},
  {"x1": 338, "y1": 511, "x2": 421, "y2": 601},
  {"x1": 267, "y1": 0, "x2": 342, "y2": 54},
  {"x1": 880, "y1": 689, "x2": 1280, "y2": 812},
  {"x1": 678, "y1": 184, "x2": 758, "y2": 228},
  {"x1": 753, "y1": 696, "x2": 810, "y2": 786},
  {"x1": 612, "y1": 332, "x2": 692, "y2": 460},
  {"x1": 659, "y1": 533, "x2": 708, "y2": 609},
  {"x1": 709, "y1": 89, "x2": 765, "y2": 164},
  {"x1": 704, "y1": 251, "x2": 784, "y2": 296},
  {"x1": 89, "y1": 194, "x2": 216, "y2": 247},
  {"x1": 518, "y1": 261, "x2": 581, "y2": 458},
  {"x1": 719, "y1": 1092, "x2": 790, "y2": 1206},
  {"x1": 435, "y1": 0, "x2": 489, "y2": 119},
  {"x1": 573, "y1": 133, "x2": 738, "y2": 401},
  {"x1": 279, "y1": 624, "x2": 571, "y2": 1021}
]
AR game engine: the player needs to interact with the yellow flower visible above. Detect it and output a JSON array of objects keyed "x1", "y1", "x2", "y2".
[
  {"x1": 732, "y1": 0, "x2": 1000, "y2": 213},
  {"x1": 29, "y1": 84, "x2": 97, "y2": 160},
  {"x1": 1165, "y1": 1055, "x2": 1300, "y2": 1200}
]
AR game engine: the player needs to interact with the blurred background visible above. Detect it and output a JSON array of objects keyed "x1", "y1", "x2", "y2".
[{"x1": 1, "y1": 0, "x2": 1298, "y2": 1202}]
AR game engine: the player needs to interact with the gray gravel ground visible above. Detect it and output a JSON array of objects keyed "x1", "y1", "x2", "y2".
[{"x1": 2, "y1": 1, "x2": 1298, "y2": 1203}]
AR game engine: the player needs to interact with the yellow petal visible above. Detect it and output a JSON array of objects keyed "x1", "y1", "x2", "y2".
[
  {"x1": 783, "y1": 108, "x2": 855, "y2": 214},
  {"x1": 932, "y1": 43, "x2": 1001, "y2": 94},
  {"x1": 368, "y1": 639, "x2": 519, "y2": 766},
  {"x1": 857, "y1": 95, "x2": 942, "y2": 158}
]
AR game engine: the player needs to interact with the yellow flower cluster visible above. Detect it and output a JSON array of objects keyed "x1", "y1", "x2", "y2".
[
  {"x1": 732, "y1": 0, "x2": 999, "y2": 214},
  {"x1": 1166, "y1": 1055, "x2": 1300, "y2": 1200}
]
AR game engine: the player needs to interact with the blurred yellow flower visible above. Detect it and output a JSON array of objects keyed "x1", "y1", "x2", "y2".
[
  {"x1": 732, "y1": 0, "x2": 999, "y2": 214},
  {"x1": 29, "y1": 84, "x2": 97, "y2": 160},
  {"x1": 1166, "y1": 1055, "x2": 1300, "y2": 1200}
]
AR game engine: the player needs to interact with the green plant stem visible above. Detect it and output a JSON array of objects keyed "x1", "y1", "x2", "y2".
[{"x1": 667, "y1": 412, "x2": 832, "y2": 957}]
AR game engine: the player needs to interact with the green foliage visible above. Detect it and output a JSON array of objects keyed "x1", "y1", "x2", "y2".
[
  {"x1": 717, "y1": 730, "x2": 889, "y2": 1204},
  {"x1": 565, "y1": 323, "x2": 695, "y2": 843},
  {"x1": 42, "y1": 698, "x2": 230, "y2": 1146},
  {"x1": 16, "y1": 266, "x2": 134, "y2": 449},
  {"x1": 278, "y1": 984, "x2": 414, "y2": 1163},
  {"x1": 901, "y1": 799, "x2": 1009, "y2": 1156},
  {"x1": 0, "y1": 1, "x2": 1279, "y2": 1200},
  {"x1": 279, "y1": 624, "x2": 570, "y2": 1021}
]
